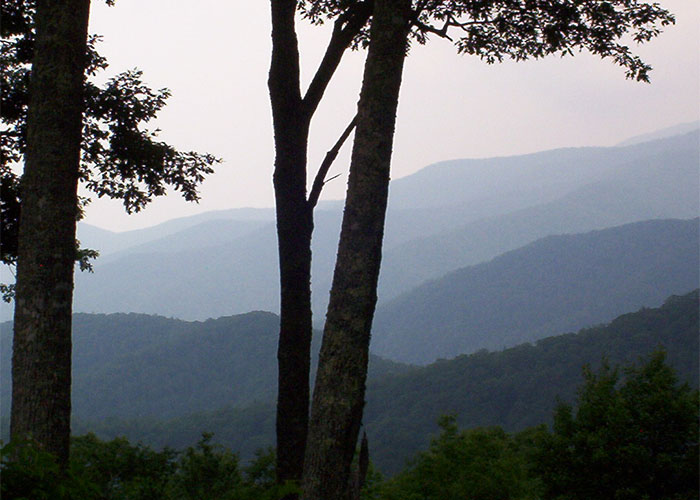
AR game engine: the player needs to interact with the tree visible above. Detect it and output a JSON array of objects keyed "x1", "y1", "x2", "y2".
[
  {"x1": 536, "y1": 351, "x2": 699, "y2": 500},
  {"x1": 268, "y1": 0, "x2": 674, "y2": 497},
  {"x1": 379, "y1": 416, "x2": 543, "y2": 500},
  {"x1": 9, "y1": 0, "x2": 92, "y2": 468},
  {"x1": 267, "y1": 0, "x2": 371, "y2": 486},
  {"x1": 2, "y1": 0, "x2": 218, "y2": 466},
  {"x1": 301, "y1": 1, "x2": 412, "y2": 497}
]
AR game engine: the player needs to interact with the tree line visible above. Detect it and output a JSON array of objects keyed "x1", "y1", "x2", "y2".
[{"x1": 2, "y1": 352, "x2": 697, "y2": 499}]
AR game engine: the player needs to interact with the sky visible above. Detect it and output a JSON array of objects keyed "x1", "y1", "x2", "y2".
[{"x1": 83, "y1": 0, "x2": 700, "y2": 232}]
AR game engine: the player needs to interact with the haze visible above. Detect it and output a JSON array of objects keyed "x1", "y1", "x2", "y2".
[{"x1": 83, "y1": 0, "x2": 699, "y2": 232}]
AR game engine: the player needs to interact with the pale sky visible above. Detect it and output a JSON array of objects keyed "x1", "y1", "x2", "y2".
[{"x1": 83, "y1": 0, "x2": 700, "y2": 232}]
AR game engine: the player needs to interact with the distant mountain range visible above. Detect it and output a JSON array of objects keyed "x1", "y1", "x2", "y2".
[
  {"x1": 615, "y1": 120, "x2": 700, "y2": 146},
  {"x1": 3, "y1": 218, "x2": 696, "y2": 419},
  {"x1": 1, "y1": 124, "x2": 698, "y2": 476},
  {"x1": 371, "y1": 217, "x2": 700, "y2": 364},
  {"x1": 375, "y1": 133, "x2": 699, "y2": 301},
  {"x1": 3, "y1": 290, "x2": 693, "y2": 475},
  {"x1": 17, "y1": 126, "x2": 687, "y2": 324}
]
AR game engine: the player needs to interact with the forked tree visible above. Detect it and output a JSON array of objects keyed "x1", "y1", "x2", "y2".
[{"x1": 267, "y1": 0, "x2": 674, "y2": 497}]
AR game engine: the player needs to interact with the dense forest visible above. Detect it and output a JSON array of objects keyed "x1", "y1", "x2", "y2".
[
  {"x1": 3, "y1": 346, "x2": 697, "y2": 499},
  {"x1": 3, "y1": 290, "x2": 696, "y2": 477},
  {"x1": 0, "y1": 312, "x2": 409, "y2": 421}
]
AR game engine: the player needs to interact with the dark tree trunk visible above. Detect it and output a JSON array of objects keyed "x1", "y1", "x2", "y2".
[
  {"x1": 10, "y1": 0, "x2": 91, "y2": 467},
  {"x1": 269, "y1": 0, "x2": 313, "y2": 485},
  {"x1": 267, "y1": 1, "x2": 370, "y2": 486},
  {"x1": 302, "y1": 0, "x2": 411, "y2": 498}
]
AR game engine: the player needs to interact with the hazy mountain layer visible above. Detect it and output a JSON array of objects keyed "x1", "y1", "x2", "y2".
[
  {"x1": 4, "y1": 128, "x2": 692, "y2": 322},
  {"x1": 372, "y1": 218, "x2": 700, "y2": 364},
  {"x1": 616, "y1": 120, "x2": 699, "y2": 146},
  {"x1": 376, "y1": 136, "x2": 699, "y2": 301},
  {"x1": 38, "y1": 291, "x2": 697, "y2": 475}
]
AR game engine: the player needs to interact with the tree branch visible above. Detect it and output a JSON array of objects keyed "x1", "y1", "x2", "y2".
[
  {"x1": 412, "y1": 13, "x2": 490, "y2": 41},
  {"x1": 308, "y1": 114, "x2": 357, "y2": 209},
  {"x1": 413, "y1": 17, "x2": 453, "y2": 41},
  {"x1": 269, "y1": 0, "x2": 303, "y2": 117},
  {"x1": 301, "y1": 1, "x2": 372, "y2": 118}
]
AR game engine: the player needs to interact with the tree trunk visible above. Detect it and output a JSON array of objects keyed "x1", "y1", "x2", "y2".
[
  {"x1": 268, "y1": 1, "x2": 371, "y2": 486},
  {"x1": 302, "y1": 0, "x2": 411, "y2": 498},
  {"x1": 10, "y1": 0, "x2": 91, "y2": 467},
  {"x1": 268, "y1": 0, "x2": 314, "y2": 485}
]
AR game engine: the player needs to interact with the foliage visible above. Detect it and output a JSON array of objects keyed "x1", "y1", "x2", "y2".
[
  {"x1": 0, "y1": 0, "x2": 219, "y2": 277},
  {"x1": 71, "y1": 433, "x2": 177, "y2": 500},
  {"x1": 164, "y1": 433, "x2": 242, "y2": 500},
  {"x1": 536, "y1": 350, "x2": 699, "y2": 500},
  {"x1": 1, "y1": 334, "x2": 697, "y2": 500},
  {"x1": 372, "y1": 350, "x2": 698, "y2": 499},
  {"x1": 365, "y1": 289, "x2": 699, "y2": 473},
  {"x1": 0, "y1": 434, "x2": 297, "y2": 500},
  {"x1": 299, "y1": 0, "x2": 674, "y2": 82},
  {"x1": 378, "y1": 416, "x2": 543, "y2": 500},
  {"x1": 0, "y1": 439, "x2": 100, "y2": 500}
]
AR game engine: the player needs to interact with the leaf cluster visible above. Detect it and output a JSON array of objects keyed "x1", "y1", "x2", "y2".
[
  {"x1": 81, "y1": 70, "x2": 218, "y2": 214},
  {"x1": 0, "y1": 0, "x2": 219, "y2": 267},
  {"x1": 297, "y1": 0, "x2": 673, "y2": 81},
  {"x1": 412, "y1": 0, "x2": 675, "y2": 82},
  {"x1": 375, "y1": 351, "x2": 697, "y2": 499},
  {"x1": 378, "y1": 416, "x2": 543, "y2": 499}
]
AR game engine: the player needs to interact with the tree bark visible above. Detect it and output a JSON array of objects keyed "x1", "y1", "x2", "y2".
[
  {"x1": 10, "y1": 0, "x2": 91, "y2": 467},
  {"x1": 268, "y1": 1, "x2": 370, "y2": 486},
  {"x1": 301, "y1": 0, "x2": 411, "y2": 498},
  {"x1": 269, "y1": 0, "x2": 314, "y2": 485}
]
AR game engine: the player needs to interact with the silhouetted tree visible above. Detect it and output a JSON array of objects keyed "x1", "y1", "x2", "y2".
[
  {"x1": 2, "y1": 0, "x2": 218, "y2": 466},
  {"x1": 9, "y1": 0, "x2": 92, "y2": 467},
  {"x1": 268, "y1": 0, "x2": 674, "y2": 497},
  {"x1": 302, "y1": 1, "x2": 412, "y2": 497},
  {"x1": 267, "y1": 0, "x2": 371, "y2": 485}
]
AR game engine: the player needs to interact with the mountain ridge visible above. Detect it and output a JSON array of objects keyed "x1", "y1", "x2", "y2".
[
  {"x1": 20, "y1": 290, "x2": 693, "y2": 475},
  {"x1": 372, "y1": 217, "x2": 700, "y2": 364}
]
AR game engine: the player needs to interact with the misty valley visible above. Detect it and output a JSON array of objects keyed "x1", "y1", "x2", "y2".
[{"x1": 2, "y1": 125, "x2": 699, "y2": 499}]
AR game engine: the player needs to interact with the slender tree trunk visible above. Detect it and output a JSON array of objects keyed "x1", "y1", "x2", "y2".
[
  {"x1": 268, "y1": 0, "x2": 314, "y2": 485},
  {"x1": 302, "y1": 0, "x2": 411, "y2": 497},
  {"x1": 10, "y1": 0, "x2": 91, "y2": 467},
  {"x1": 273, "y1": 147, "x2": 314, "y2": 485},
  {"x1": 268, "y1": 0, "x2": 371, "y2": 486}
]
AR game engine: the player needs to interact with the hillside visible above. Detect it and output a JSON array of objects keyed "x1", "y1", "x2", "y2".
[
  {"x1": 55, "y1": 290, "x2": 699, "y2": 475},
  {"x1": 365, "y1": 290, "x2": 698, "y2": 473},
  {"x1": 616, "y1": 120, "x2": 699, "y2": 146},
  {"x1": 0, "y1": 312, "x2": 411, "y2": 421},
  {"x1": 372, "y1": 218, "x2": 700, "y2": 364}
]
